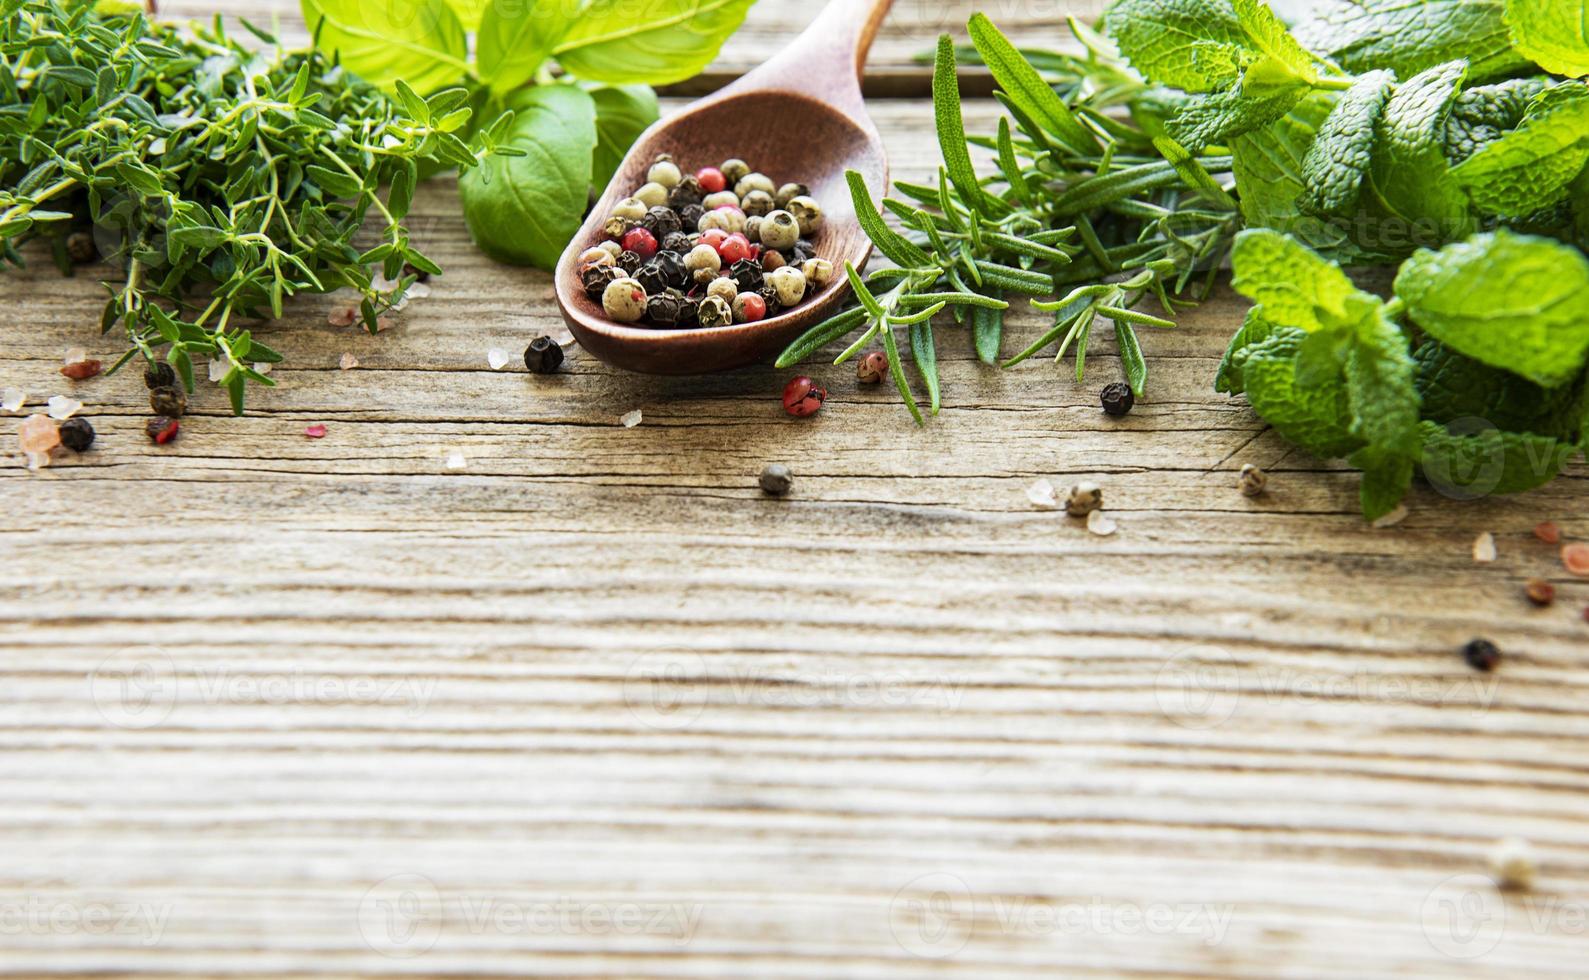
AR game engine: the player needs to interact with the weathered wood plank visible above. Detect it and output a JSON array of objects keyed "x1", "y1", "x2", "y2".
[{"x1": 3, "y1": 9, "x2": 1588, "y2": 979}]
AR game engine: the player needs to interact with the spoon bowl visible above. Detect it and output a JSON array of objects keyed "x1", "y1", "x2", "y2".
[{"x1": 555, "y1": 0, "x2": 894, "y2": 375}]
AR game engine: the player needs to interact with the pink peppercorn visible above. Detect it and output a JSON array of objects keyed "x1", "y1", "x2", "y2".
[
  {"x1": 782, "y1": 376, "x2": 826, "y2": 417},
  {"x1": 305, "y1": 424, "x2": 327, "y2": 439},
  {"x1": 719, "y1": 234, "x2": 752, "y2": 264},
  {"x1": 696, "y1": 167, "x2": 726, "y2": 193},
  {"x1": 1564, "y1": 542, "x2": 1589, "y2": 577},
  {"x1": 1535, "y1": 521, "x2": 1562, "y2": 545},
  {"x1": 621, "y1": 227, "x2": 658, "y2": 259},
  {"x1": 60, "y1": 359, "x2": 103, "y2": 380}
]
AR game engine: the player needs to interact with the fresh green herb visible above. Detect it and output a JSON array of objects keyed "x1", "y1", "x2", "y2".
[
  {"x1": 303, "y1": 0, "x2": 756, "y2": 269},
  {"x1": 778, "y1": 19, "x2": 1241, "y2": 421},
  {"x1": 1, "y1": 0, "x2": 511, "y2": 413}
]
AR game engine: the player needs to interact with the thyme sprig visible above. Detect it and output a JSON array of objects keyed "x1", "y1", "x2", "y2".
[
  {"x1": 779, "y1": 16, "x2": 1241, "y2": 422},
  {"x1": 1, "y1": 0, "x2": 517, "y2": 413}
]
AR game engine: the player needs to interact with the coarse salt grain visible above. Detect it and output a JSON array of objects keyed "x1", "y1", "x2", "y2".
[
  {"x1": 1026, "y1": 478, "x2": 1058, "y2": 509},
  {"x1": 62, "y1": 347, "x2": 88, "y2": 365},
  {"x1": 1086, "y1": 510, "x2": 1117, "y2": 536},
  {"x1": 46, "y1": 395, "x2": 82, "y2": 420},
  {"x1": 1563, "y1": 542, "x2": 1589, "y2": 578},
  {"x1": 445, "y1": 450, "x2": 467, "y2": 471},
  {"x1": 339, "y1": 352, "x2": 359, "y2": 371},
  {"x1": 1371, "y1": 505, "x2": 1408, "y2": 528},
  {"x1": 208, "y1": 359, "x2": 227, "y2": 382},
  {"x1": 1473, "y1": 532, "x2": 1497, "y2": 563},
  {"x1": 18, "y1": 413, "x2": 59, "y2": 469},
  {"x1": 304, "y1": 424, "x2": 327, "y2": 439},
  {"x1": 407, "y1": 282, "x2": 432, "y2": 300},
  {"x1": 487, "y1": 348, "x2": 510, "y2": 371},
  {"x1": 252, "y1": 362, "x2": 271, "y2": 375},
  {"x1": 328, "y1": 306, "x2": 358, "y2": 327},
  {"x1": 1488, "y1": 837, "x2": 1537, "y2": 891},
  {"x1": 2, "y1": 388, "x2": 23, "y2": 413},
  {"x1": 621, "y1": 409, "x2": 642, "y2": 428}
]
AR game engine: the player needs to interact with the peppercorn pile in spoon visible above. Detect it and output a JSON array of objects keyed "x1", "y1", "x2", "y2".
[{"x1": 575, "y1": 155, "x2": 834, "y2": 330}]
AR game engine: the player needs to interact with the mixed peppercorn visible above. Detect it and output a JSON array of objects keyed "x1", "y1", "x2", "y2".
[{"x1": 579, "y1": 155, "x2": 832, "y2": 329}]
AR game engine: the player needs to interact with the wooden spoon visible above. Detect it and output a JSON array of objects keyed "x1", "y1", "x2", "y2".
[{"x1": 554, "y1": 0, "x2": 894, "y2": 375}]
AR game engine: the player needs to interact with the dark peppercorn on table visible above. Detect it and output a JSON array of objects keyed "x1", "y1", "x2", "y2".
[{"x1": 3, "y1": 1, "x2": 1586, "y2": 976}]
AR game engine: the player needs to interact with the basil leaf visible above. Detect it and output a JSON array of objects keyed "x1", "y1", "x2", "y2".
[
  {"x1": 588, "y1": 84, "x2": 659, "y2": 193},
  {"x1": 458, "y1": 84, "x2": 597, "y2": 269},
  {"x1": 552, "y1": 0, "x2": 756, "y2": 86},
  {"x1": 299, "y1": 0, "x2": 468, "y2": 94},
  {"x1": 1505, "y1": 0, "x2": 1589, "y2": 77},
  {"x1": 477, "y1": 0, "x2": 577, "y2": 95}
]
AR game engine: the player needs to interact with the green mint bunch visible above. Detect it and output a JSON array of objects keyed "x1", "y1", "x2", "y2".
[
  {"x1": 302, "y1": 0, "x2": 758, "y2": 268},
  {"x1": 779, "y1": 15, "x2": 1242, "y2": 422},
  {"x1": 1, "y1": 0, "x2": 511, "y2": 413}
]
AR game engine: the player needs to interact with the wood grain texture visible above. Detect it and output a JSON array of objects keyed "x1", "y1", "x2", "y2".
[{"x1": 3, "y1": 4, "x2": 1589, "y2": 978}]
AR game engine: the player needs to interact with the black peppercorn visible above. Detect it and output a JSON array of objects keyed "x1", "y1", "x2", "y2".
[
  {"x1": 645, "y1": 291, "x2": 694, "y2": 328},
  {"x1": 667, "y1": 175, "x2": 703, "y2": 209},
  {"x1": 582, "y1": 264, "x2": 624, "y2": 302},
  {"x1": 641, "y1": 205, "x2": 682, "y2": 238},
  {"x1": 59, "y1": 416, "x2": 95, "y2": 452},
  {"x1": 1463, "y1": 638, "x2": 1501, "y2": 672},
  {"x1": 66, "y1": 230, "x2": 97, "y2": 264},
  {"x1": 618, "y1": 249, "x2": 643, "y2": 274},
  {"x1": 523, "y1": 336, "x2": 565, "y2": 374},
  {"x1": 758, "y1": 282, "x2": 783, "y2": 315},
  {"x1": 145, "y1": 415, "x2": 179, "y2": 444},
  {"x1": 149, "y1": 384, "x2": 187, "y2": 418},
  {"x1": 662, "y1": 231, "x2": 691, "y2": 253},
  {"x1": 791, "y1": 239, "x2": 817, "y2": 262},
  {"x1": 143, "y1": 360, "x2": 177, "y2": 390},
  {"x1": 729, "y1": 258, "x2": 764, "y2": 292},
  {"x1": 679, "y1": 204, "x2": 705, "y2": 229},
  {"x1": 401, "y1": 262, "x2": 432, "y2": 283},
  {"x1": 759, "y1": 463, "x2": 793, "y2": 497},
  {"x1": 1100, "y1": 381, "x2": 1134, "y2": 416},
  {"x1": 635, "y1": 260, "x2": 670, "y2": 295}
]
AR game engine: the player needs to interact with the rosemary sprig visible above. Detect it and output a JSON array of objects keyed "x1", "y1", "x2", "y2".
[
  {"x1": 779, "y1": 16, "x2": 1241, "y2": 422},
  {"x1": 1, "y1": 0, "x2": 517, "y2": 413}
]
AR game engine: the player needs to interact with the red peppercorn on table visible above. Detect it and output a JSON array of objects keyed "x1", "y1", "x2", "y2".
[{"x1": 3, "y1": 2, "x2": 1587, "y2": 977}]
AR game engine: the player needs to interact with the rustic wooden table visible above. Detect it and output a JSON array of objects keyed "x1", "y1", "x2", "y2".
[{"x1": 3, "y1": 1, "x2": 1587, "y2": 976}]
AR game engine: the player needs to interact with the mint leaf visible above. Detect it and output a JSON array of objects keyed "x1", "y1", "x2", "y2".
[
  {"x1": 552, "y1": 0, "x2": 756, "y2": 86},
  {"x1": 1299, "y1": 70, "x2": 1394, "y2": 216},
  {"x1": 1105, "y1": 0, "x2": 1252, "y2": 92},
  {"x1": 1345, "y1": 309, "x2": 1421, "y2": 457},
  {"x1": 1451, "y1": 85, "x2": 1589, "y2": 216},
  {"x1": 441, "y1": 0, "x2": 487, "y2": 30},
  {"x1": 1163, "y1": 78, "x2": 1306, "y2": 151},
  {"x1": 588, "y1": 84, "x2": 659, "y2": 193},
  {"x1": 1231, "y1": 0, "x2": 1320, "y2": 84},
  {"x1": 1230, "y1": 227, "x2": 1380, "y2": 333},
  {"x1": 1240, "y1": 328, "x2": 1365, "y2": 458},
  {"x1": 1415, "y1": 340, "x2": 1584, "y2": 438},
  {"x1": 299, "y1": 0, "x2": 467, "y2": 94},
  {"x1": 1216, "y1": 306, "x2": 1280, "y2": 393},
  {"x1": 458, "y1": 84, "x2": 596, "y2": 269},
  {"x1": 1394, "y1": 230, "x2": 1589, "y2": 387},
  {"x1": 1444, "y1": 77, "x2": 1548, "y2": 163},
  {"x1": 1349, "y1": 445, "x2": 1414, "y2": 520},
  {"x1": 477, "y1": 0, "x2": 577, "y2": 95},
  {"x1": 1505, "y1": 0, "x2": 1589, "y2": 77},
  {"x1": 1231, "y1": 93, "x2": 1374, "y2": 261},
  {"x1": 1420, "y1": 421, "x2": 1576, "y2": 498},
  {"x1": 1293, "y1": 0, "x2": 1530, "y2": 83},
  {"x1": 1365, "y1": 60, "x2": 1475, "y2": 246}
]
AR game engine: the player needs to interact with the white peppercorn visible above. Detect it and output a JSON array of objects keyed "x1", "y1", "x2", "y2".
[
  {"x1": 647, "y1": 159, "x2": 682, "y2": 189},
  {"x1": 775, "y1": 182, "x2": 809, "y2": 209},
  {"x1": 1065, "y1": 482, "x2": 1103, "y2": 517},
  {"x1": 707, "y1": 277, "x2": 738, "y2": 302},
  {"x1": 712, "y1": 207, "x2": 747, "y2": 234},
  {"x1": 743, "y1": 215, "x2": 764, "y2": 243},
  {"x1": 697, "y1": 210, "x2": 731, "y2": 233},
  {"x1": 702, "y1": 190, "x2": 739, "y2": 211},
  {"x1": 740, "y1": 189, "x2": 774, "y2": 217},
  {"x1": 697, "y1": 294, "x2": 732, "y2": 328},
  {"x1": 768, "y1": 266, "x2": 807, "y2": 306},
  {"x1": 596, "y1": 240, "x2": 623, "y2": 261},
  {"x1": 800, "y1": 257, "x2": 834, "y2": 287},
  {"x1": 601, "y1": 277, "x2": 647, "y2": 322},
  {"x1": 685, "y1": 244, "x2": 721, "y2": 283},
  {"x1": 577, "y1": 246, "x2": 614, "y2": 270},
  {"x1": 1238, "y1": 463, "x2": 1268, "y2": 497},
  {"x1": 602, "y1": 215, "x2": 631, "y2": 239},
  {"x1": 634, "y1": 181, "x2": 668, "y2": 209},
  {"x1": 720, "y1": 158, "x2": 750, "y2": 185},
  {"x1": 611, "y1": 197, "x2": 647, "y2": 222},
  {"x1": 759, "y1": 210, "x2": 800, "y2": 250},
  {"x1": 787, "y1": 195, "x2": 824, "y2": 235},
  {"x1": 734, "y1": 172, "x2": 776, "y2": 199}
]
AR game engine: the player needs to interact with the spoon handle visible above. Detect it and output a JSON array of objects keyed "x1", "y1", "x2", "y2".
[{"x1": 723, "y1": 0, "x2": 895, "y2": 104}]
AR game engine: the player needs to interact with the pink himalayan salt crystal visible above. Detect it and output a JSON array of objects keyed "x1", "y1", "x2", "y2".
[
  {"x1": 1535, "y1": 522, "x2": 1562, "y2": 545},
  {"x1": 18, "y1": 413, "x2": 59, "y2": 468},
  {"x1": 328, "y1": 306, "x2": 358, "y2": 327},
  {"x1": 1564, "y1": 542, "x2": 1589, "y2": 578},
  {"x1": 304, "y1": 424, "x2": 327, "y2": 439},
  {"x1": 339, "y1": 352, "x2": 359, "y2": 371}
]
